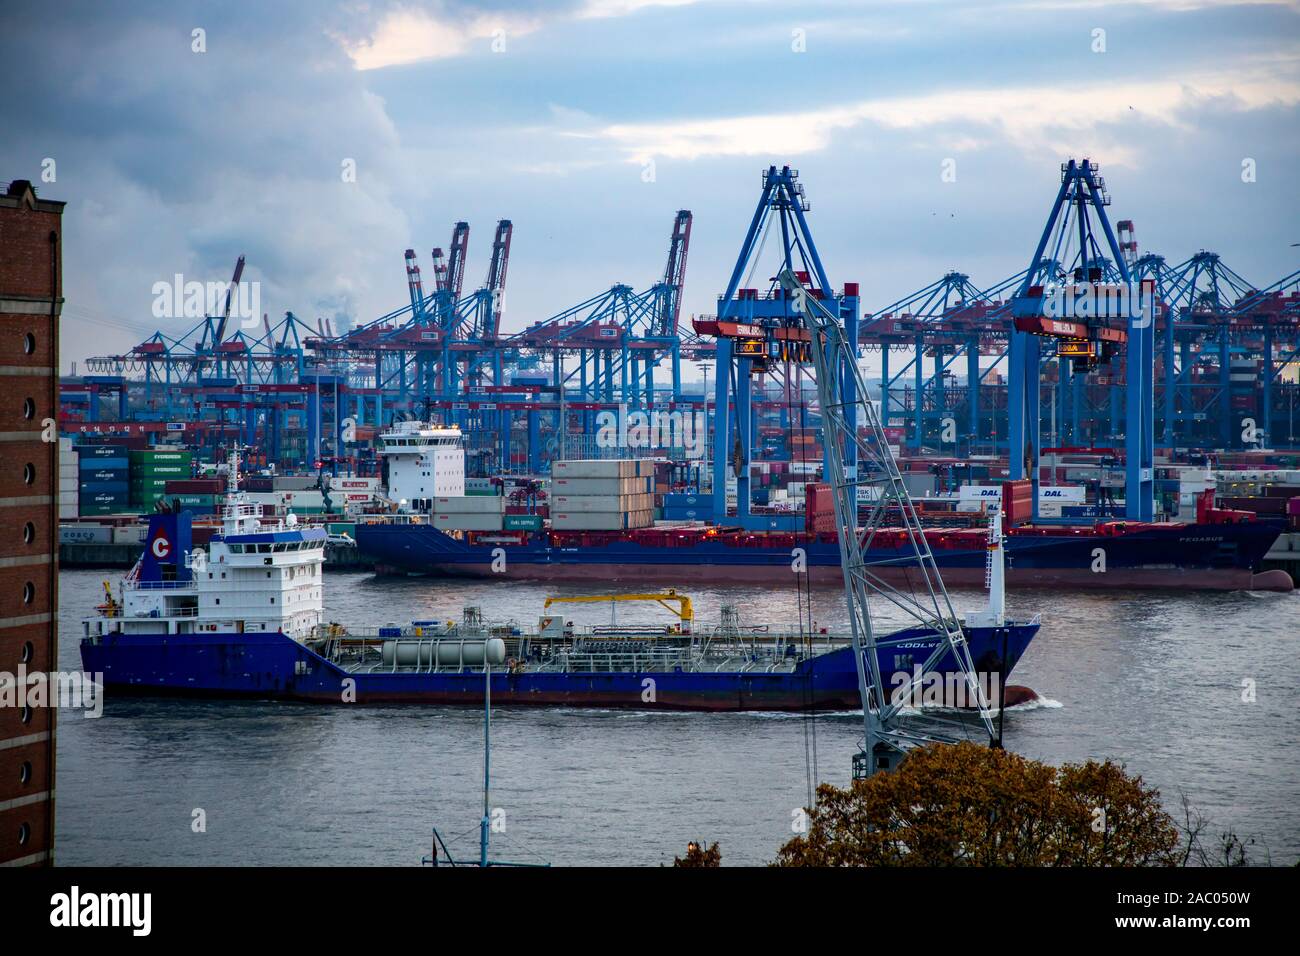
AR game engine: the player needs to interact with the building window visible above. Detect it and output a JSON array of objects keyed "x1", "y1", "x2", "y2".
[
  {"x1": 19, "y1": 705, "x2": 31, "y2": 725},
  {"x1": 23, "y1": 462, "x2": 35, "y2": 485},
  {"x1": 215, "y1": 598, "x2": 220, "y2": 605},
  {"x1": 23, "y1": 332, "x2": 35, "y2": 355},
  {"x1": 22, "y1": 581, "x2": 35, "y2": 604},
  {"x1": 23, "y1": 397, "x2": 35, "y2": 420},
  {"x1": 20, "y1": 641, "x2": 33, "y2": 664},
  {"x1": 23, "y1": 522, "x2": 35, "y2": 545},
  {"x1": 17, "y1": 823, "x2": 30, "y2": 846},
  {"x1": 18, "y1": 761, "x2": 31, "y2": 785}
]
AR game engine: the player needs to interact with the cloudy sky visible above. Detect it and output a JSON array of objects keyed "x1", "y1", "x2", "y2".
[{"x1": 2, "y1": 0, "x2": 1298, "y2": 374}]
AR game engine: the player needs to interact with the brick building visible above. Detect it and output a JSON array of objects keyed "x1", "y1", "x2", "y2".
[{"x1": 0, "y1": 179, "x2": 63, "y2": 866}]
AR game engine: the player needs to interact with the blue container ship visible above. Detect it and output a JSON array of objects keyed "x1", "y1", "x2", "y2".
[
  {"x1": 81, "y1": 457, "x2": 1041, "y2": 711},
  {"x1": 354, "y1": 515, "x2": 1289, "y2": 592}
]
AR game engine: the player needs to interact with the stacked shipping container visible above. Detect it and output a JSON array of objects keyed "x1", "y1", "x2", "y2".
[
  {"x1": 550, "y1": 459, "x2": 654, "y2": 530},
  {"x1": 58, "y1": 436, "x2": 77, "y2": 519},
  {"x1": 129, "y1": 447, "x2": 193, "y2": 509},
  {"x1": 431, "y1": 493, "x2": 505, "y2": 532},
  {"x1": 77, "y1": 444, "x2": 128, "y2": 515}
]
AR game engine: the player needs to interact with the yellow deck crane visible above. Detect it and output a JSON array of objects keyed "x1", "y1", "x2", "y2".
[{"x1": 542, "y1": 590, "x2": 694, "y2": 634}]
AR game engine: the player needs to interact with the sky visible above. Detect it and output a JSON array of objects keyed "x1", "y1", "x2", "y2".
[{"x1": 2, "y1": 0, "x2": 1298, "y2": 376}]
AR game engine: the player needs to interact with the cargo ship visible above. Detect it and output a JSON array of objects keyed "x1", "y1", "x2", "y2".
[
  {"x1": 355, "y1": 514, "x2": 1291, "y2": 592},
  {"x1": 80, "y1": 453, "x2": 1041, "y2": 711}
]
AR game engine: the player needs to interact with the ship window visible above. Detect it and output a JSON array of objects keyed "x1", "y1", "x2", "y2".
[
  {"x1": 270, "y1": 597, "x2": 275, "y2": 603},
  {"x1": 208, "y1": 573, "x2": 213, "y2": 579},
  {"x1": 215, "y1": 598, "x2": 220, "y2": 605},
  {"x1": 259, "y1": 545, "x2": 271, "y2": 553}
]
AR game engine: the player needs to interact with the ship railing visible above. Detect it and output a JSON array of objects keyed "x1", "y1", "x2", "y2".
[
  {"x1": 562, "y1": 650, "x2": 691, "y2": 673},
  {"x1": 121, "y1": 605, "x2": 201, "y2": 619},
  {"x1": 122, "y1": 579, "x2": 196, "y2": 592}
]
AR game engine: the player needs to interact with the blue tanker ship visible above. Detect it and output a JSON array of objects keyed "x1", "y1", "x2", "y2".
[{"x1": 81, "y1": 457, "x2": 1041, "y2": 711}]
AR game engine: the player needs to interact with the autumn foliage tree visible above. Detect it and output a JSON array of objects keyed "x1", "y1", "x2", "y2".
[
  {"x1": 673, "y1": 841, "x2": 722, "y2": 867},
  {"x1": 774, "y1": 742, "x2": 1181, "y2": 867}
]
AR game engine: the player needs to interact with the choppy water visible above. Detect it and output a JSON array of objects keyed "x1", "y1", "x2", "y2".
[{"x1": 54, "y1": 569, "x2": 1300, "y2": 866}]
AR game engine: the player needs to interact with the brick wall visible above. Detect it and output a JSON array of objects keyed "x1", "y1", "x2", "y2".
[{"x1": 0, "y1": 179, "x2": 63, "y2": 867}]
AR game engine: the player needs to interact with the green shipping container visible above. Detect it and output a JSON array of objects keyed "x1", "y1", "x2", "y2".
[
  {"x1": 503, "y1": 514, "x2": 543, "y2": 532},
  {"x1": 130, "y1": 450, "x2": 192, "y2": 462}
]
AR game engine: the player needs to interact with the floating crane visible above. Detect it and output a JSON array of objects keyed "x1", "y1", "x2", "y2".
[{"x1": 777, "y1": 264, "x2": 1001, "y2": 777}]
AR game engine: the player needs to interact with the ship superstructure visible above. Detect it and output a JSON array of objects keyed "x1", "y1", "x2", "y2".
[
  {"x1": 377, "y1": 422, "x2": 465, "y2": 512},
  {"x1": 86, "y1": 450, "x2": 326, "y2": 644}
]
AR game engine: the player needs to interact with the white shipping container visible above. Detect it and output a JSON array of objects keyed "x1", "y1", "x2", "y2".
[
  {"x1": 330, "y1": 476, "x2": 381, "y2": 491},
  {"x1": 433, "y1": 495, "x2": 505, "y2": 515},
  {"x1": 432, "y1": 513, "x2": 504, "y2": 531},
  {"x1": 60, "y1": 525, "x2": 112, "y2": 545},
  {"x1": 112, "y1": 526, "x2": 145, "y2": 545},
  {"x1": 550, "y1": 476, "x2": 651, "y2": 496},
  {"x1": 551, "y1": 511, "x2": 635, "y2": 531},
  {"x1": 553, "y1": 459, "x2": 635, "y2": 479},
  {"x1": 1038, "y1": 486, "x2": 1086, "y2": 504},
  {"x1": 550, "y1": 493, "x2": 651, "y2": 513}
]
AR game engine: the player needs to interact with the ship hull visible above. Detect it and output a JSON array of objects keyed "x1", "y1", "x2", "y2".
[
  {"x1": 80, "y1": 623, "x2": 1039, "y2": 712},
  {"x1": 356, "y1": 520, "x2": 1291, "y2": 591}
]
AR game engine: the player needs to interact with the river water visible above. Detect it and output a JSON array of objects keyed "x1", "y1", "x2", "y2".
[{"x1": 54, "y1": 569, "x2": 1300, "y2": 866}]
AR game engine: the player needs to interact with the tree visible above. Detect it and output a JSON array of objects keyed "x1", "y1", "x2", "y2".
[
  {"x1": 673, "y1": 841, "x2": 721, "y2": 868},
  {"x1": 773, "y1": 742, "x2": 1181, "y2": 866}
]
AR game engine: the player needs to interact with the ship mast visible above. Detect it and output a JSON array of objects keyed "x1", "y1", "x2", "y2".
[{"x1": 777, "y1": 268, "x2": 999, "y2": 777}]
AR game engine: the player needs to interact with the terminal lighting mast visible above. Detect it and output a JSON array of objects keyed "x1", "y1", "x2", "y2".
[{"x1": 776, "y1": 268, "x2": 999, "y2": 777}]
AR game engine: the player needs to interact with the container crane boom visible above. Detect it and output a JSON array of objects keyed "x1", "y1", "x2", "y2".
[{"x1": 212, "y1": 254, "x2": 246, "y2": 346}]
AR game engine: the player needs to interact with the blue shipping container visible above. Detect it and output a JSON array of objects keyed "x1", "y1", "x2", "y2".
[
  {"x1": 81, "y1": 467, "x2": 129, "y2": 483},
  {"x1": 79, "y1": 456, "x2": 129, "y2": 471},
  {"x1": 77, "y1": 445, "x2": 128, "y2": 458},
  {"x1": 79, "y1": 480, "x2": 130, "y2": 494}
]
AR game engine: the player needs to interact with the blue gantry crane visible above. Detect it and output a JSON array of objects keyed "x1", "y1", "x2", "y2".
[
  {"x1": 693, "y1": 165, "x2": 860, "y2": 529},
  {"x1": 1008, "y1": 158, "x2": 1155, "y2": 520}
]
